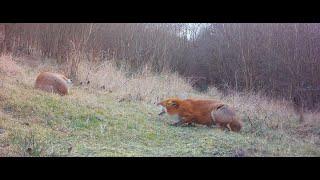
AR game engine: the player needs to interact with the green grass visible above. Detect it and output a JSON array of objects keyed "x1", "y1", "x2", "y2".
[{"x1": 0, "y1": 77, "x2": 319, "y2": 157}]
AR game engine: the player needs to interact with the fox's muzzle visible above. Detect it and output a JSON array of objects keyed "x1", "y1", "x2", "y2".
[
  {"x1": 157, "y1": 104, "x2": 167, "y2": 116},
  {"x1": 158, "y1": 111, "x2": 166, "y2": 116}
]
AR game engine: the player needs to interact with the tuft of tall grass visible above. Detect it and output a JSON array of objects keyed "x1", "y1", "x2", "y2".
[
  {"x1": 76, "y1": 60, "x2": 196, "y2": 104},
  {"x1": 0, "y1": 54, "x2": 23, "y2": 77}
]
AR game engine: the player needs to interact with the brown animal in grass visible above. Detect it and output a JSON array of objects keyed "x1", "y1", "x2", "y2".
[
  {"x1": 35, "y1": 72, "x2": 72, "y2": 96},
  {"x1": 157, "y1": 98, "x2": 243, "y2": 132}
]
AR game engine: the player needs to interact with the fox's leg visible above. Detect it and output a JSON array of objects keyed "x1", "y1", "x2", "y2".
[
  {"x1": 184, "y1": 122, "x2": 195, "y2": 127},
  {"x1": 226, "y1": 123, "x2": 232, "y2": 131},
  {"x1": 171, "y1": 120, "x2": 184, "y2": 126},
  {"x1": 215, "y1": 123, "x2": 227, "y2": 131},
  {"x1": 171, "y1": 116, "x2": 193, "y2": 127}
]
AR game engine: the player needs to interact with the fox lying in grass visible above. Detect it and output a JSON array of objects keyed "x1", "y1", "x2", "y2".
[
  {"x1": 157, "y1": 98, "x2": 243, "y2": 132},
  {"x1": 35, "y1": 72, "x2": 72, "y2": 96}
]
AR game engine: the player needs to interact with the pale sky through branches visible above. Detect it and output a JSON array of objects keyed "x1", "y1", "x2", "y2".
[{"x1": 179, "y1": 23, "x2": 209, "y2": 40}]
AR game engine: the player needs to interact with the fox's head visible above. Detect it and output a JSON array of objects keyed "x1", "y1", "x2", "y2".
[
  {"x1": 58, "y1": 74, "x2": 73, "y2": 93},
  {"x1": 60, "y1": 75, "x2": 73, "y2": 86},
  {"x1": 157, "y1": 98, "x2": 182, "y2": 116},
  {"x1": 66, "y1": 78, "x2": 72, "y2": 84}
]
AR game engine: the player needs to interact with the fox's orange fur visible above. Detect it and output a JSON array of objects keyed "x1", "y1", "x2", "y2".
[
  {"x1": 157, "y1": 98, "x2": 243, "y2": 132},
  {"x1": 35, "y1": 72, "x2": 72, "y2": 96}
]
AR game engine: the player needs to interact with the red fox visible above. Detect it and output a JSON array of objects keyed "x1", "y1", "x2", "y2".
[
  {"x1": 157, "y1": 98, "x2": 243, "y2": 132},
  {"x1": 35, "y1": 72, "x2": 72, "y2": 96}
]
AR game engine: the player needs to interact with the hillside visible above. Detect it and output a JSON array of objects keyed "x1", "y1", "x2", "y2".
[{"x1": 0, "y1": 55, "x2": 319, "y2": 157}]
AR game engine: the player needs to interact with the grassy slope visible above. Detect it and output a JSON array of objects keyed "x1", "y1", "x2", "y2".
[{"x1": 1, "y1": 73, "x2": 319, "y2": 157}]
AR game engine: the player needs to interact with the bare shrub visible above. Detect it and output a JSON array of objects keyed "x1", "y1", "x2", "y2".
[{"x1": 66, "y1": 41, "x2": 82, "y2": 83}]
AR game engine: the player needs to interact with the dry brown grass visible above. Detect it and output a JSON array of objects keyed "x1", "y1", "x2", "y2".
[
  {"x1": 76, "y1": 60, "x2": 195, "y2": 104},
  {"x1": 0, "y1": 54, "x2": 23, "y2": 77}
]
